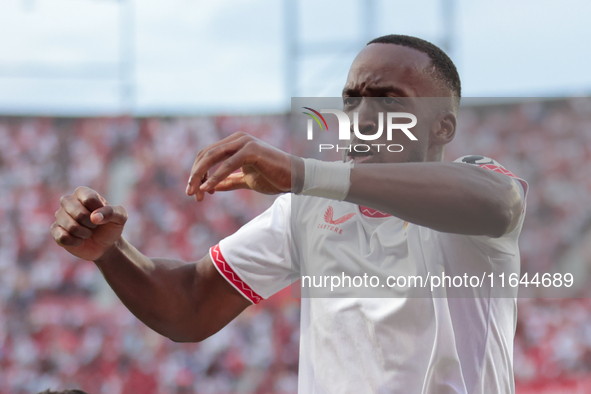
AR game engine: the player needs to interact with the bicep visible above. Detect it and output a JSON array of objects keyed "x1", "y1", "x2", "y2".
[
  {"x1": 471, "y1": 168, "x2": 524, "y2": 237},
  {"x1": 179, "y1": 194, "x2": 295, "y2": 341},
  {"x1": 454, "y1": 156, "x2": 527, "y2": 237},
  {"x1": 179, "y1": 253, "x2": 252, "y2": 342},
  {"x1": 504, "y1": 177, "x2": 525, "y2": 235},
  {"x1": 479, "y1": 168, "x2": 525, "y2": 236}
]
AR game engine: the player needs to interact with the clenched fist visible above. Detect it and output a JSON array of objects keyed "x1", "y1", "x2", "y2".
[{"x1": 50, "y1": 186, "x2": 128, "y2": 261}]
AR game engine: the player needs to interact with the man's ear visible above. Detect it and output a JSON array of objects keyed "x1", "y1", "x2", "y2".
[{"x1": 430, "y1": 111, "x2": 456, "y2": 146}]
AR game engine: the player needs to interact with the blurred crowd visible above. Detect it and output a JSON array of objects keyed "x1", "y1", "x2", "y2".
[
  {"x1": 0, "y1": 97, "x2": 590, "y2": 393},
  {"x1": 0, "y1": 115, "x2": 298, "y2": 394}
]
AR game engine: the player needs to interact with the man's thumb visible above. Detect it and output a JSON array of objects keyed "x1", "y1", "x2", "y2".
[{"x1": 90, "y1": 205, "x2": 128, "y2": 225}]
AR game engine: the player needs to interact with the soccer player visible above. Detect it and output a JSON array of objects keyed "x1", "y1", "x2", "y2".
[{"x1": 51, "y1": 35, "x2": 527, "y2": 393}]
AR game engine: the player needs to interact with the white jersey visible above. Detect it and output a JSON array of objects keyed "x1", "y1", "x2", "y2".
[{"x1": 209, "y1": 156, "x2": 528, "y2": 394}]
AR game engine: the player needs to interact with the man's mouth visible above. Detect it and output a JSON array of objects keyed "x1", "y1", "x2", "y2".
[{"x1": 348, "y1": 149, "x2": 374, "y2": 164}]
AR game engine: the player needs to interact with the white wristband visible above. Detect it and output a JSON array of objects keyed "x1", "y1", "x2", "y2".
[{"x1": 298, "y1": 158, "x2": 352, "y2": 201}]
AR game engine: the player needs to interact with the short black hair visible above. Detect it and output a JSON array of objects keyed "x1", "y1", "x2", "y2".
[
  {"x1": 367, "y1": 34, "x2": 461, "y2": 105},
  {"x1": 38, "y1": 390, "x2": 89, "y2": 394}
]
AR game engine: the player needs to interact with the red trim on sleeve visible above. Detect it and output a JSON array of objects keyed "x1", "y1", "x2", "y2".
[
  {"x1": 210, "y1": 244, "x2": 263, "y2": 304},
  {"x1": 478, "y1": 164, "x2": 529, "y2": 215},
  {"x1": 478, "y1": 164, "x2": 529, "y2": 195},
  {"x1": 478, "y1": 164, "x2": 518, "y2": 178}
]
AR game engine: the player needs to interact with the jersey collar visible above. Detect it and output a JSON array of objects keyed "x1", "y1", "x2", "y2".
[{"x1": 358, "y1": 205, "x2": 391, "y2": 218}]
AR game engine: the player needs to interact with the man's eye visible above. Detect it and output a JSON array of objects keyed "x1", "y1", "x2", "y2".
[
  {"x1": 344, "y1": 97, "x2": 361, "y2": 106},
  {"x1": 383, "y1": 97, "x2": 400, "y2": 105}
]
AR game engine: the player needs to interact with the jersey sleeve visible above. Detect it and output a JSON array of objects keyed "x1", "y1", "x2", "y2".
[
  {"x1": 453, "y1": 155, "x2": 529, "y2": 253},
  {"x1": 209, "y1": 194, "x2": 296, "y2": 304},
  {"x1": 453, "y1": 155, "x2": 528, "y2": 210}
]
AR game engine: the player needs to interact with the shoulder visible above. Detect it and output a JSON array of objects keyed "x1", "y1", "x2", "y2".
[
  {"x1": 454, "y1": 155, "x2": 519, "y2": 178},
  {"x1": 454, "y1": 155, "x2": 508, "y2": 171},
  {"x1": 453, "y1": 155, "x2": 528, "y2": 196}
]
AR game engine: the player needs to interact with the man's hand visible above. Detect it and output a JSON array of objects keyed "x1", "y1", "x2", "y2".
[
  {"x1": 186, "y1": 132, "x2": 297, "y2": 201},
  {"x1": 50, "y1": 186, "x2": 128, "y2": 261}
]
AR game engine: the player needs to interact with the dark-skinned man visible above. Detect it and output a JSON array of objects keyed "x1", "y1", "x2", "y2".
[{"x1": 51, "y1": 35, "x2": 527, "y2": 394}]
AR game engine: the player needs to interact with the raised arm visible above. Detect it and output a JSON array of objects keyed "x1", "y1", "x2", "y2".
[
  {"x1": 345, "y1": 161, "x2": 523, "y2": 237},
  {"x1": 50, "y1": 187, "x2": 250, "y2": 343},
  {"x1": 187, "y1": 132, "x2": 522, "y2": 238}
]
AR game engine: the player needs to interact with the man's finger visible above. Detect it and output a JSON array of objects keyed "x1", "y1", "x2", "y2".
[
  {"x1": 187, "y1": 136, "x2": 251, "y2": 195},
  {"x1": 55, "y1": 210, "x2": 93, "y2": 240},
  {"x1": 74, "y1": 186, "x2": 105, "y2": 212},
  {"x1": 201, "y1": 147, "x2": 254, "y2": 192},
  {"x1": 188, "y1": 138, "x2": 245, "y2": 195},
  {"x1": 188, "y1": 132, "x2": 250, "y2": 191},
  {"x1": 60, "y1": 195, "x2": 97, "y2": 229},
  {"x1": 90, "y1": 205, "x2": 128, "y2": 226},
  {"x1": 214, "y1": 172, "x2": 250, "y2": 192},
  {"x1": 51, "y1": 222, "x2": 84, "y2": 247},
  {"x1": 186, "y1": 171, "x2": 208, "y2": 195},
  {"x1": 192, "y1": 131, "x2": 250, "y2": 170}
]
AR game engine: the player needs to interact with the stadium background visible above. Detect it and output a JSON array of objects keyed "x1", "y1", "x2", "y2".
[{"x1": 1, "y1": 1, "x2": 591, "y2": 393}]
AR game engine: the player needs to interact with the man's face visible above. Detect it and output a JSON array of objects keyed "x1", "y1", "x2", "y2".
[{"x1": 342, "y1": 43, "x2": 448, "y2": 164}]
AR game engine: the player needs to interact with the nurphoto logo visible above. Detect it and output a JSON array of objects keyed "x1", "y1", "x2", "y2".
[{"x1": 302, "y1": 107, "x2": 418, "y2": 153}]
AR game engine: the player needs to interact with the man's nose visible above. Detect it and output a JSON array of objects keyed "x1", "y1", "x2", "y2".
[{"x1": 351, "y1": 101, "x2": 383, "y2": 137}]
